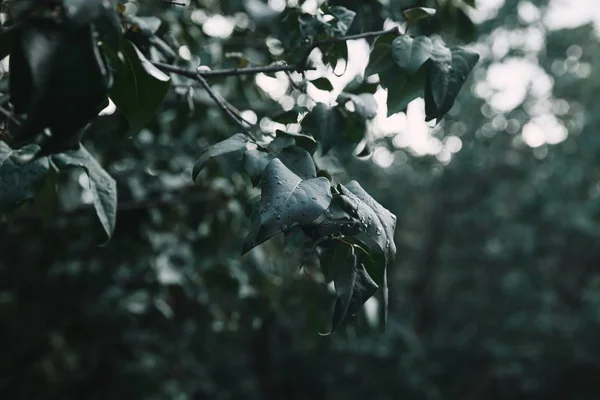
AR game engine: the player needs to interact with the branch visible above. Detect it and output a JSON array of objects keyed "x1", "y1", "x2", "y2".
[
  {"x1": 154, "y1": 62, "x2": 315, "y2": 79},
  {"x1": 315, "y1": 26, "x2": 401, "y2": 47}
]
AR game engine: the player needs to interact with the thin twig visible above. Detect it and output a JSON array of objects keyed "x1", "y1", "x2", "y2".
[
  {"x1": 191, "y1": 71, "x2": 261, "y2": 142},
  {"x1": 0, "y1": 106, "x2": 22, "y2": 127},
  {"x1": 153, "y1": 62, "x2": 315, "y2": 79},
  {"x1": 316, "y1": 27, "x2": 401, "y2": 47}
]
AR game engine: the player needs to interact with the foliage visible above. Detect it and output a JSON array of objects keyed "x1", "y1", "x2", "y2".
[{"x1": 4, "y1": 0, "x2": 598, "y2": 399}]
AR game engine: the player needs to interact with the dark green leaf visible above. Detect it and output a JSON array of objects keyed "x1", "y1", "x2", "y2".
[
  {"x1": 105, "y1": 40, "x2": 171, "y2": 133},
  {"x1": 275, "y1": 130, "x2": 318, "y2": 154},
  {"x1": 10, "y1": 21, "x2": 109, "y2": 151},
  {"x1": 403, "y1": 7, "x2": 437, "y2": 23},
  {"x1": 425, "y1": 45, "x2": 479, "y2": 121},
  {"x1": 308, "y1": 193, "x2": 361, "y2": 239},
  {"x1": 53, "y1": 145, "x2": 117, "y2": 242},
  {"x1": 328, "y1": 6, "x2": 356, "y2": 36},
  {"x1": 0, "y1": 142, "x2": 49, "y2": 211},
  {"x1": 243, "y1": 145, "x2": 317, "y2": 185},
  {"x1": 365, "y1": 34, "x2": 396, "y2": 77},
  {"x1": 392, "y1": 35, "x2": 433, "y2": 74},
  {"x1": 63, "y1": 0, "x2": 114, "y2": 26},
  {"x1": 382, "y1": 67, "x2": 426, "y2": 115},
  {"x1": 323, "y1": 246, "x2": 378, "y2": 334},
  {"x1": 301, "y1": 103, "x2": 346, "y2": 154},
  {"x1": 242, "y1": 159, "x2": 332, "y2": 254},
  {"x1": 311, "y1": 77, "x2": 334, "y2": 91},
  {"x1": 425, "y1": 36, "x2": 452, "y2": 111},
  {"x1": 338, "y1": 92, "x2": 378, "y2": 120},
  {"x1": 192, "y1": 133, "x2": 248, "y2": 181}
]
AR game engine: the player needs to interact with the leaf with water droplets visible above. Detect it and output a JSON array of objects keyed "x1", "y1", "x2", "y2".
[
  {"x1": 192, "y1": 133, "x2": 248, "y2": 181},
  {"x1": 53, "y1": 144, "x2": 117, "y2": 242},
  {"x1": 242, "y1": 159, "x2": 332, "y2": 254},
  {"x1": 0, "y1": 142, "x2": 49, "y2": 212},
  {"x1": 243, "y1": 145, "x2": 316, "y2": 185}
]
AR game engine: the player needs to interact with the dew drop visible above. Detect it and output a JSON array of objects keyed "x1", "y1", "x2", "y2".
[
  {"x1": 311, "y1": 196, "x2": 317, "y2": 200},
  {"x1": 276, "y1": 215, "x2": 281, "y2": 220},
  {"x1": 376, "y1": 229, "x2": 381, "y2": 235}
]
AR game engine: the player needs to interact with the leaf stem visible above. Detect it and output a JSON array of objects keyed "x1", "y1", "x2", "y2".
[{"x1": 315, "y1": 26, "x2": 401, "y2": 47}]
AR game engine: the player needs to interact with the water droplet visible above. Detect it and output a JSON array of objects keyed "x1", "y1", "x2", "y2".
[
  {"x1": 376, "y1": 229, "x2": 381, "y2": 235},
  {"x1": 276, "y1": 196, "x2": 281, "y2": 199},
  {"x1": 276, "y1": 215, "x2": 281, "y2": 220},
  {"x1": 386, "y1": 240, "x2": 390, "y2": 248},
  {"x1": 274, "y1": 176, "x2": 279, "y2": 179},
  {"x1": 311, "y1": 196, "x2": 317, "y2": 200}
]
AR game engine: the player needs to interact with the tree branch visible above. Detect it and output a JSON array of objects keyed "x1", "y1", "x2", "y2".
[{"x1": 153, "y1": 62, "x2": 315, "y2": 79}]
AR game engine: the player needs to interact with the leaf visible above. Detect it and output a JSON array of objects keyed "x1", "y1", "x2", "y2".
[
  {"x1": 242, "y1": 159, "x2": 332, "y2": 254},
  {"x1": 328, "y1": 6, "x2": 356, "y2": 36},
  {"x1": 311, "y1": 77, "x2": 334, "y2": 91},
  {"x1": 33, "y1": 163, "x2": 59, "y2": 225},
  {"x1": 463, "y1": 0, "x2": 477, "y2": 8},
  {"x1": 243, "y1": 145, "x2": 316, "y2": 185},
  {"x1": 392, "y1": 35, "x2": 433, "y2": 74},
  {"x1": 403, "y1": 7, "x2": 437, "y2": 23},
  {"x1": 341, "y1": 181, "x2": 397, "y2": 268},
  {"x1": 10, "y1": 21, "x2": 110, "y2": 152},
  {"x1": 0, "y1": 142, "x2": 49, "y2": 211},
  {"x1": 425, "y1": 36, "x2": 452, "y2": 111},
  {"x1": 425, "y1": 46, "x2": 479, "y2": 121},
  {"x1": 365, "y1": 34, "x2": 396, "y2": 77},
  {"x1": 308, "y1": 193, "x2": 362, "y2": 239},
  {"x1": 192, "y1": 133, "x2": 248, "y2": 181},
  {"x1": 63, "y1": 0, "x2": 115, "y2": 26},
  {"x1": 105, "y1": 40, "x2": 171, "y2": 133},
  {"x1": 321, "y1": 245, "x2": 378, "y2": 334},
  {"x1": 52, "y1": 145, "x2": 117, "y2": 242},
  {"x1": 301, "y1": 103, "x2": 346, "y2": 154},
  {"x1": 338, "y1": 93, "x2": 378, "y2": 120},
  {"x1": 382, "y1": 67, "x2": 426, "y2": 115},
  {"x1": 275, "y1": 130, "x2": 318, "y2": 154}
]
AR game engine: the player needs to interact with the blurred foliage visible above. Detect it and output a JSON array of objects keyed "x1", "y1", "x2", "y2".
[{"x1": 1, "y1": 0, "x2": 600, "y2": 399}]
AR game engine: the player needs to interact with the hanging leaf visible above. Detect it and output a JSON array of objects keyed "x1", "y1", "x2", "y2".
[
  {"x1": 310, "y1": 77, "x2": 334, "y2": 91},
  {"x1": 308, "y1": 193, "x2": 362, "y2": 239},
  {"x1": 338, "y1": 92, "x2": 378, "y2": 120},
  {"x1": 383, "y1": 67, "x2": 426, "y2": 115},
  {"x1": 192, "y1": 133, "x2": 248, "y2": 181},
  {"x1": 392, "y1": 35, "x2": 433, "y2": 74},
  {"x1": 327, "y1": 6, "x2": 356, "y2": 36},
  {"x1": 53, "y1": 145, "x2": 117, "y2": 242},
  {"x1": 321, "y1": 245, "x2": 378, "y2": 334},
  {"x1": 402, "y1": 7, "x2": 437, "y2": 23},
  {"x1": 0, "y1": 142, "x2": 49, "y2": 211},
  {"x1": 104, "y1": 40, "x2": 171, "y2": 133},
  {"x1": 425, "y1": 36, "x2": 452, "y2": 112},
  {"x1": 243, "y1": 145, "x2": 316, "y2": 185},
  {"x1": 242, "y1": 159, "x2": 332, "y2": 254},
  {"x1": 275, "y1": 130, "x2": 318, "y2": 155},
  {"x1": 425, "y1": 45, "x2": 479, "y2": 121},
  {"x1": 301, "y1": 103, "x2": 347, "y2": 154}
]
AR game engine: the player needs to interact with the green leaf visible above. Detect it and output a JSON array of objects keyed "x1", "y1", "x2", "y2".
[
  {"x1": 308, "y1": 193, "x2": 362, "y2": 239},
  {"x1": 321, "y1": 245, "x2": 378, "y2": 334},
  {"x1": 425, "y1": 45, "x2": 479, "y2": 121},
  {"x1": 402, "y1": 7, "x2": 437, "y2": 23},
  {"x1": 310, "y1": 77, "x2": 334, "y2": 91},
  {"x1": 52, "y1": 145, "x2": 117, "y2": 242},
  {"x1": 243, "y1": 145, "x2": 316, "y2": 185},
  {"x1": 275, "y1": 130, "x2": 318, "y2": 155},
  {"x1": 105, "y1": 40, "x2": 171, "y2": 133},
  {"x1": 34, "y1": 163, "x2": 59, "y2": 225},
  {"x1": 0, "y1": 142, "x2": 49, "y2": 211},
  {"x1": 10, "y1": 21, "x2": 109, "y2": 152},
  {"x1": 425, "y1": 36, "x2": 452, "y2": 111},
  {"x1": 242, "y1": 159, "x2": 332, "y2": 254},
  {"x1": 340, "y1": 181, "x2": 397, "y2": 268},
  {"x1": 392, "y1": 35, "x2": 433, "y2": 74},
  {"x1": 365, "y1": 34, "x2": 396, "y2": 77},
  {"x1": 192, "y1": 133, "x2": 248, "y2": 181},
  {"x1": 301, "y1": 103, "x2": 346, "y2": 154},
  {"x1": 338, "y1": 93, "x2": 378, "y2": 120},
  {"x1": 327, "y1": 6, "x2": 356, "y2": 36},
  {"x1": 382, "y1": 67, "x2": 426, "y2": 115}
]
